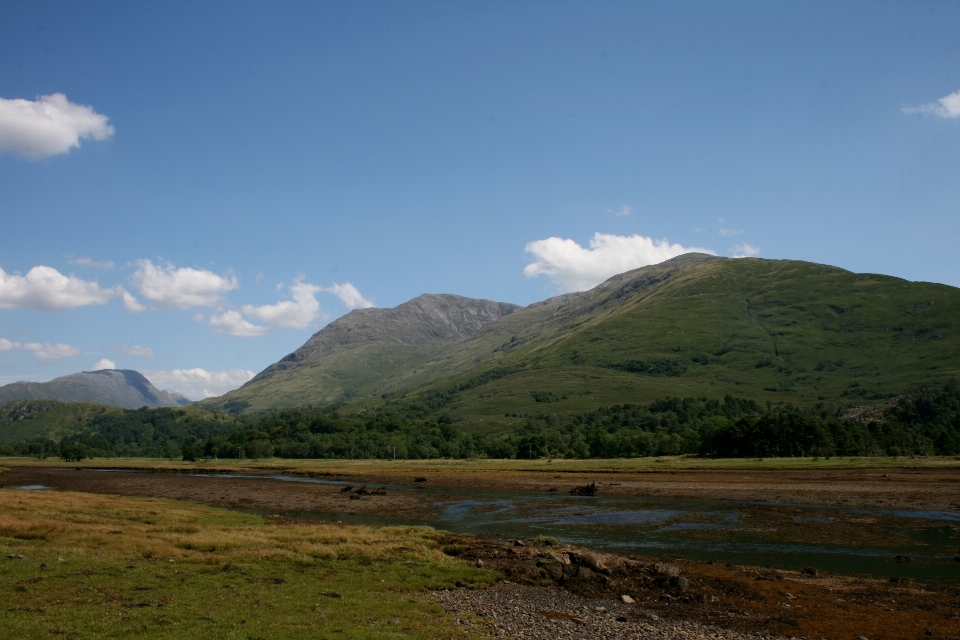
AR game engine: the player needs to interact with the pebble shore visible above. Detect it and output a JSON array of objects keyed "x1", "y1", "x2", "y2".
[{"x1": 434, "y1": 582, "x2": 785, "y2": 640}]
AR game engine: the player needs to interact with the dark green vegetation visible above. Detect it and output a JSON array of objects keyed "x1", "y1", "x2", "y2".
[
  {"x1": 3, "y1": 380, "x2": 958, "y2": 460},
  {"x1": 0, "y1": 400, "x2": 240, "y2": 458},
  {"x1": 0, "y1": 369, "x2": 190, "y2": 409},
  {"x1": 202, "y1": 255, "x2": 960, "y2": 433}
]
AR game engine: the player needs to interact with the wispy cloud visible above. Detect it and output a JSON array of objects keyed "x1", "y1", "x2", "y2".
[
  {"x1": 0, "y1": 338, "x2": 21, "y2": 351},
  {"x1": 243, "y1": 276, "x2": 325, "y2": 329},
  {"x1": 732, "y1": 242, "x2": 761, "y2": 258},
  {"x1": 719, "y1": 228, "x2": 744, "y2": 237},
  {"x1": 117, "y1": 345, "x2": 154, "y2": 357},
  {"x1": 903, "y1": 89, "x2": 960, "y2": 119},
  {"x1": 0, "y1": 93, "x2": 114, "y2": 159},
  {"x1": 608, "y1": 205, "x2": 632, "y2": 217},
  {"x1": 91, "y1": 358, "x2": 115, "y2": 371},
  {"x1": 142, "y1": 368, "x2": 255, "y2": 400},
  {"x1": 71, "y1": 257, "x2": 114, "y2": 269},
  {"x1": 0, "y1": 265, "x2": 120, "y2": 311},
  {"x1": 23, "y1": 342, "x2": 81, "y2": 359},
  {"x1": 208, "y1": 310, "x2": 268, "y2": 337},
  {"x1": 524, "y1": 232, "x2": 715, "y2": 292},
  {"x1": 324, "y1": 282, "x2": 375, "y2": 309},
  {"x1": 130, "y1": 260, "x2": 238, "y2": 310}
]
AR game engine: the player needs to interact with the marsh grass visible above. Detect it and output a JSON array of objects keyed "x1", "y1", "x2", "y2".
[
  {"x1": 0, "y1": 489, "x2": 494, "y2": 639},
  {"x1": 4, "y1": 453, "x2": 954, "y2": 476}
]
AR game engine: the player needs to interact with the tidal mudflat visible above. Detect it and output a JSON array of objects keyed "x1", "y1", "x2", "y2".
[{"x1": 3, "y1": 458, "x2": 959, "y2": 639}]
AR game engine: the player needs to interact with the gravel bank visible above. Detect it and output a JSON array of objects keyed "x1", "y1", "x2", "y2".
[{"x1": 434, "y1": 582, "x2": 785, "y2": 640}]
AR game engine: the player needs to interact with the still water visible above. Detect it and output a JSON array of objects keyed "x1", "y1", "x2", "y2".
[{"x1": 198, "y1": 473, "x2": 960, "y2": 585}]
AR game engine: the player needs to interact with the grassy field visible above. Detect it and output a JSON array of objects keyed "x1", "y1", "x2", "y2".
[
  {"x1": 0, "y1": 487, "x2": 494, "y2": 639},
  {"x1": 3, "y1": 453, "x2": 958, "y2": 477}
]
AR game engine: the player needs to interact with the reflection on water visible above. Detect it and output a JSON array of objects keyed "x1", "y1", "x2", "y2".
[
  {"x1": 177, "y1": 471, "x2": 960, "y2": 585},
  {"x1": 9, "y1": 484, "x2": 50, "y2": 490}
]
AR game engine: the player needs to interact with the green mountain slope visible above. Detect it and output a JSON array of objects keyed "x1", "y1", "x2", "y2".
[
  {"x1": 204, "y1": 255, "x2": 960, "y2": 429},
  {"x1": 0, "y1": 400, "x2": 123, "y2": 444},
  {"x1": 202, "y1": 294, "x2": 522, "y2": 412},
  {"x1": 376, "y1": 256, "x2": 960, "y2": 430}
]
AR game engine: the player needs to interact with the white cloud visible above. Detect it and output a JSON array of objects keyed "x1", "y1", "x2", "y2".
[
  {"x1": 608, "y1": 205, "x2": 632, "y2": 217},
  {"x1": 0, "y1": 265, "x2": 119, "y2": 311},
  {"x1": 719, "y1": 228, "x2": 744, "y2": 236},
  {"x1": 71, "y1": 257, "x2": 114, "y2": 269},
  {"x1": 91, "y1": 358, "x2": 116, "y2": 371},
  {"x1": 121, "y1": 289, "x2": 146, "y2": 312},
  {"x1": 732, "y1": 242, "x2": 761, "y2": 258},
  {"x1": 324, "y1": 282, "x2": 375, "y2": 309},
  {"x1": 23, "y1": 342, "x2": 81, "y2": 359},
  {"x1": 0, "y1": 338, "x2": 21, "y2": 351},
  {"x1": 0, "y1": 93, "x2": 114, "y2": 159},
  {"x1": 903, "y1": 89, "x2": 960, "y2": 119},
  {"x1": 524, "y1": 232, "x2": 715, "y2": 292},
  {"x1": 130, "y1": 260, "x2": 238, "y2": 309},
  {"x1": 208, "y1": 310, "x2": 268, "y2": 337},
  {"x1": 142, "y1": 368, "x2": 255, "y2": 400},
  {"x1": 243, "y1": 277, "x2": 325, "y2": 329},
  {"x1": 117, "y1": 345, "x2": 153, "y2": 357}
]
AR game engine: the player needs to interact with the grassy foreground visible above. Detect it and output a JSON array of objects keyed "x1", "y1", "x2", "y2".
[{"x1": 0, "y1": 488, "x2": 494, "y2": 639}]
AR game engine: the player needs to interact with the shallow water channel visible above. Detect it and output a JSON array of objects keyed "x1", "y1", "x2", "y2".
[{"x1": 199, "y1": 473, "x2": 960, "y2": 585}]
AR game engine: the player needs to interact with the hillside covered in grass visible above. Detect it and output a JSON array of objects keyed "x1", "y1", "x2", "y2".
[
  {"x1": 205, "y1": 255, "x2": 960, "y2": 432},
  {"x1": 6, "y1": 255, "x2": 960, "y2": 461}
]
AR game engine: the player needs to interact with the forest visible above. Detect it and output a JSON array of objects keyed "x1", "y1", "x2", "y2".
[{"x1": 2, "y1": 381, "x2": 957, "y2": 462}]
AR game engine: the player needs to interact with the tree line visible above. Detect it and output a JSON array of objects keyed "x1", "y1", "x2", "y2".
[{"x1": 1, "y1": 381, "x2": 957, "y2": 461}]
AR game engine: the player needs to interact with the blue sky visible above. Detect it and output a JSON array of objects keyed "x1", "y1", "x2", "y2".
[{"x1": 1, "y1": 1, "x2": 958, "y2": 398}]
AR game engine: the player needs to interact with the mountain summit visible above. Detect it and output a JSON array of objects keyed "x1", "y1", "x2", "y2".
[
  {"x1": 0, "y1": 370, "x2": 191, "y2": 410},
  {"x1": 205, "y1": 254, "x2": 960, "y2": 422},
  {"x1": 208, "y1": 294, "x2": 523, "y2": 411}
]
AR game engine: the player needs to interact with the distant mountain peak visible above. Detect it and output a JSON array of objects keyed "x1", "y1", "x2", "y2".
[{"x1": 0, "y1": 369, "x2": 191, "y2": 410}]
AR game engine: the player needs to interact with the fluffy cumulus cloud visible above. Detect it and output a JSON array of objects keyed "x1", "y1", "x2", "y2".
[
  {"x1": 118, "y1": 345, "x2": 153, "y2": 357},
  {"x1": 243, "y1": 277, "x2": 325, "y2": 329},
  {"x1": 208, "y1": 310, "x2": 268, "y2": 337},
  {"x1": 130, "y1": 260, "x2": 238, "y2": 309},
  {"x1": 142, "y1": 368, "x2": 255, "y2": 401},
  {"x1": 524, "y1": 232, "x2": 715, "y2": 292},
  {"x1": 23, "y1": 342, "x2": 81, "y2": 359},
  {"x1": 324, "y1": 282, "x2": 375, "y2": 309},
  {"x1": 121, "y1": 290, "x2": 145, "y2": 312},
  {"x1": 732, "y1": 242, "x2": 761, "y2": 258},
  {"x1": 91, "y1": 358, "x2": 116, "y2": 371},
  {"x1": 0, "y1": 93, "x2": 114, "y2": 159},
  {"x1": 903, "y1": 89, "x2": 960, "y2": 119},
  {"x1": 0, "y1": 265, "x2": 120, "y2": 311},
  {"x1": 0, "y1": 338, "x2": 21, "y2": 351}
]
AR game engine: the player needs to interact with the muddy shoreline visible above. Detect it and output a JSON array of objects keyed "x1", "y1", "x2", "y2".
[
  {"x1": 3, "y1": 465, "x2": 960, "y2": 639},
  {"x1": 6, "y1": 461, "x2": 960, "y2": 511}
]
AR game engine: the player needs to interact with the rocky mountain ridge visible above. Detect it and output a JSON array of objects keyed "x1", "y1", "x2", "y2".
[{"x1": 0, "y1": 369, "x2": 191, "y2": 410}]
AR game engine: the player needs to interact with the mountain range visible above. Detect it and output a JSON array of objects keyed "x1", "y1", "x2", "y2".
[
  {"x1": 0, "y1": 369, "x2": 191, "y2": 410},
  {"x1": 202, "y1": 254, "x2": 960, "y2": 430}
]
